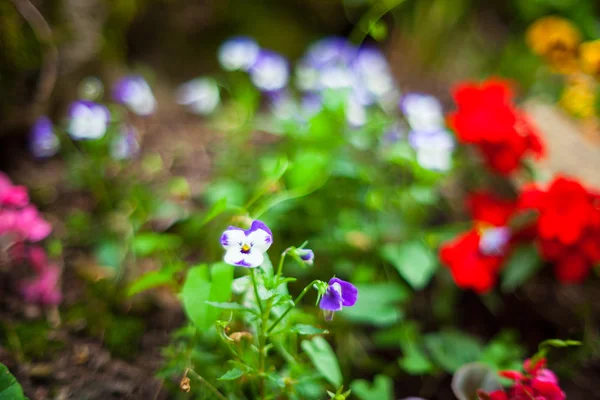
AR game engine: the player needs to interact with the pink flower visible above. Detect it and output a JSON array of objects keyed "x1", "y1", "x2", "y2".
[
  {"x1": 0, "y1": 185, "x2": 29, "y2": 208},
  {"x1": 15, "y1": 206, "x2": 52, "y2": 242},
  {"x1": 29, "y1": 246, "x2": 49, "y2": 272},
  {"x1": 21, "y1": 264, "x2": 62, "y2": 305},
  {"x1": 0, "y1": 209, "x2": 18, "y2": 235}
]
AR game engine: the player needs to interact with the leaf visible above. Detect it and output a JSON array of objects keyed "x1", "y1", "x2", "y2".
[
  {"x1": 181, "y1": 263, "x2": 234, "y2": 331},
  {"x1": 341, "y1": 282, "x2": 410, "y2": 326},
  {"x1": 424, "y1": 331, "x2": 483, "y2": 373},
  {"x1": 397, "y1": 321, "x2": 435, "y2": 375},
  {"x1": 301, "y1": 336, "x2": 343, "y2": 387},
  {"x1": 94, "y1": 240, "x2": 125, "y2": 270},
  {"x1": 286, "y1": 150, "x2": 331, "y2": 190},
  {"x1": 501, "y1": 244, "x2": 542, "y2": 292},
  {"x1": 218, "y1": 368, "x2": 245, "y2": 381},
  {"x1": 0, "y1": 363, "x2": 27, "y2": 400},
  {"x1": 133, "y1": 233, "x2": 182, "y2": 257},
  {"x1": 451, "y1": 363, "x2": 502, "y2": 400},
  {"x1": 200, "y1": 197, "x2": 227, "y2": 226},
  {"x1": 381, "y1": 240, "x2": 437, "y2": 290},
  {"x1": 351, "y1": 375, "x2": 394, "y2": 400},
  {"x1": 539, "y1": 339, "x2": 582, "y2": 350},
  {"x1": 290, "y1": 324, "x2": 329, "y2": 335},
  {"x1": 127, "y1": 265, "x2": 179, "y2": 296},
  {"x1": 205, "y1": 302, "x2": 254, "y2": 312}
]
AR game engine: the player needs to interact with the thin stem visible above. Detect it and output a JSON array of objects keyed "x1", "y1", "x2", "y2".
[
  {"x1": 266, "y1": 280, "x2": 320, "y2": 334},
  {"x1": 186, "y1": 369, "x2": 228, "y2": 400},
  {"x1": 274, "y1": 248, "x2": 290, "y2": 284},
  {"x1": 250, "y1": 268, "x2": 263, "y2": 315}
]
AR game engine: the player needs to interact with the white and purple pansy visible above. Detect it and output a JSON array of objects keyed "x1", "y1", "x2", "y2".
[
  {"x1": 400, "y1": 93, "x2": 445, "y2": 133},
  {"x1": 409, "y1": 129, "x2": 454, "y2": 172},
  {"x1": 176, "y1": 77, "x2": 220, "y2": 115},
  {"x1": 319, "y1": 277, "x2": 358, "y2": 321},
  {"x1": 110, "y1": 125, "x2": 140, "y2": 160},
  {"x1": 296, "y1": 248, "x2": 314, "y2": 266},
  {"x1": 218, "y1": 36, "x2": 260, "y2": 71},
  {"x1": 221, "y1": 220, "x2": 273, "y2": 268},
  {"x1": 479, "y1": 226, "x2": 511, "y2": 256},
  {"x1": 29, "y1": 116, "x2": 60, "y2": 159},
  {"x1": 66, "y1": 100, "x2": 110, "y2": 140},
  {"x1": 112, "y1": 75, "x2": 157, "y2": 116},
  {"x1": 249, "y1": 50, "x2": 289, "y2": 92}
]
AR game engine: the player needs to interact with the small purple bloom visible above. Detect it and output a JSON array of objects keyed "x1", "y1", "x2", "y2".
[
  {"x1": 67, "y1": 100, "x2": 109, "y2": 140},
  {"x1": 301, "y1": 93, "x2": 323, "y2": 118},
  {"x1": 319, "y1": 277, "x2": 358, "y2": 321},
  {"x1": 249, "y1": 50, "x2": 289, "y2": 92},
  {"x1": 176, "y1": 77, "x2": 220, "y2": 115},
  {"x1": 112, "y1": 75, "x2": 156, "y2": 116},
  {"x1": 218, "y1": 36, "x2": 260, "y2": 71},
  {"x1": 479, "y1": 226, "x2": 511, "y2": 256},
  {"x1": 304, "y1": 37, "x2": 356, "y2": 69},
  {"x1": 221, "y1": 220, "x2": 273, "y2": 268},
  {"x1": 110, "y1": 125, "x2": 140, "y2": 160},
  {"x1": 400, "y1": 93, "x2": 445, "y2": 133},
  {"x1": 29, "y1": 116, "x2": 60, "y2": 159},
  {"x1": 296, "y1": 248, "x2": 314, "y2": 266},
  {"x1": 409, "y1": 129, "x2": 454, "y2": 171}
]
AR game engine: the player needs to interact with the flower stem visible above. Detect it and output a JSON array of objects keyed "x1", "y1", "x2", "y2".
[
  {"x1": 266, "y1": 280, "x2": 320, "y2": 334},
  {"x1": 274, "y1": 248, "x2": 290, "y2": 283},
  {"x1": 250, "y1": 268, "x2": 263, "y2": 315},
  {"x1": 186, "y1": 368, "x2": 228, "y2": 400}
]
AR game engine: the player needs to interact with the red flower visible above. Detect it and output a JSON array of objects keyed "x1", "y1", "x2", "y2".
[
  {"x1": 440, "y1": 192, "x2": 517, "y2": 293},
  {"x1": 480, "y1": 358, "x2": 565, "y2": 400},
  {"x1": 519, "y1": 176, "x2": 600, "y2": 283},
  {"x1": 448, "y1": 79, "x2": 545, "y2": 175}
]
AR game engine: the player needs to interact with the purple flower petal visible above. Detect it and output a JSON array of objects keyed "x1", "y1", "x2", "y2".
[
  {"x1": 319, "y1": 288, "x2": 343, "y2": 311},
  {"x1": 329, "y1": 277, "x2": 358, "y2": 307}
]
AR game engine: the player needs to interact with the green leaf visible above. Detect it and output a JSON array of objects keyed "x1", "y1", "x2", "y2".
[
  {"x1": 399, "y1": 346, "x2": 434, "y2": 375},
  {"x1": 424, "y1": 331, "x2": 483, "y2": 373},
  {"x1": 350, "y1": 375, "x2": 394, "y2": 400},
  {"x1": 133, "y1": 233, "x2": 182, "y2": 257},
  {"x1": 290, "y1": 324, "x2": 329, "y2": 335},
  {"x1": 205, "y1": 302, "x2": 255, "y2": 312},
  {"x1": 181, "y1": 263, "x2": 234, "y2": 331},
  {"x1": 218, "y1": 368, "x2": 245, "y2": 381},
  {"x1": 0, "y1": 363, "x2": 27, "y2": 400},
  {"x1": 94, "y1": 240, "x2": 125, "y2": 270},
  {"x1": 341, "y1": 282, "x2": 410, "y2": 326},
  {"x1": 127, "y1": 265, "x2": 180, "y2": 296},
  {"x1": 501, "y1": 244, "x2": 542, "y2": 292},
  {"x1": 539, "y1": 339, "x2": 582, "y2": 350},
  {"x1": 301, "y1": 336, "x2": 343, "y2": 387},
  {"x1": 286, "y1": 150, "x2": 331, "y2": 190},
  {"x1": 200, "y1": 197, "x2": 228, "y2": 226},
  {"x1": 381, "y1": 240, "x2": 437, "y2": 290}
]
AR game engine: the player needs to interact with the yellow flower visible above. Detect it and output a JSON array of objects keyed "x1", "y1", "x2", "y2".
[
  {"x1": 526, "y1": 16, "x2": 581, "y2": 74},
  {"x1": 559, "y1": 74, "x2": 597, "y2": 118},
  {"x1": 580, "y1": 39, "x2": 600, "y2": 79}
]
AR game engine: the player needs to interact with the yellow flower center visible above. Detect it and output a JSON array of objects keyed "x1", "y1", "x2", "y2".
[{"x1": 241, "y1": 244, "x2": 251, "y2": 252}]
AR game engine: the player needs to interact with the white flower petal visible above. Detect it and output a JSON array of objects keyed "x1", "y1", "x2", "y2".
[
  {"x1": 221, "y1": 229, "x2": 246, "y2": 250},
  {"x1": 224, "y1": 247, "x2": 263, "y2": 268},
  {"x1": 246, "y1": 228, "x2": 272, "y2": 253}
]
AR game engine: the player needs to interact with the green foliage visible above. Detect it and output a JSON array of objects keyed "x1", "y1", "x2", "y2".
[
  {"x1": 381, "y1": 240, "x2": 438, "y2": 290},
  {"x1": 181, "y1": 263, "x2": 234, "y2": 331},
  {"x1": 350, "y1": 375, "x2": 394, "y2": 400},
  {"x1": 424, "y1": 331, "x2": 484, "y2": 373},
  {"x1": 301, "y1": 336, "x2": 343, "y2": 388},
  {"x1": 0, "y1": 363, "x2": 28, "y2": 400},
  {"x1": 341, "y1": 282, "x2": 409, "y2": 326},
  {"x1": 501, "y1": 244, "x2": 543, "y2": 292}
]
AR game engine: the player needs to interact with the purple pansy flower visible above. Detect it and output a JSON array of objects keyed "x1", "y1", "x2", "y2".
[
  {"x1": 176, "y1": 77, "x2": 220, "y2": 115},
  {"x1": 29, "y1": 116, "x2": 60, "y2": 159},
  {"x1": 112, "y1": 75, "x2": 156, "y2": 116},
  {"x1": 400, "y1": 93, "x2": 445, "y2": 133},
  {"x1": 479, "y1": 226, "x2": 511, "y2": 256},
  {"x1": 409, "y1": 129, "x2": 454, "y2": 171},
  {"x1": 296, "y1": 248, "x2": 314, "y2": 266},
  {"x1": 351, "y1": 46, "x2": 395, "y2": 102},
  {"x1": 221, "y1": 220, "x2": 273, "y2": 268},
  {"x1": 249, "y1": 50, "x2": 289, "y2": 92},
  {"x1": 304, "y1": 37, "x2": 356, "y2": 69},
  {"x1": 218, "y1": 36, "x2": 260, "y2": 71},
  {"x1": 319, "y1": 277, "x2": 358, "y2": 321},
  {"x1": 66, "y1": 100, "x2": 110, "y2": 140}
]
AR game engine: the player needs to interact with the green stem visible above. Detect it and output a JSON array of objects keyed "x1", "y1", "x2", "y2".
[
  {"x1": 250, "y1": 268, "x2": 264, "y2": 315},
  {"x1": 186, "y1": 369, "x2": 228, "y2": 400},
  {"x1": 275, "y1": 248, "x2": 290, "y2": 283},
  {"x1": 266, "y1": 280, "x2": 320, "y2": 334}
]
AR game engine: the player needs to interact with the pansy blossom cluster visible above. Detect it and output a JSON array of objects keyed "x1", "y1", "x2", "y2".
[
  {"x1": 220, "y1": 219, "x2": 358, "y2": 321},
  {"x1": 478, "y1": 358, "x2": 565, "y2": 400},
  {"x1": 0, "y1": 172, "x2": 60, "y2": 305}
]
